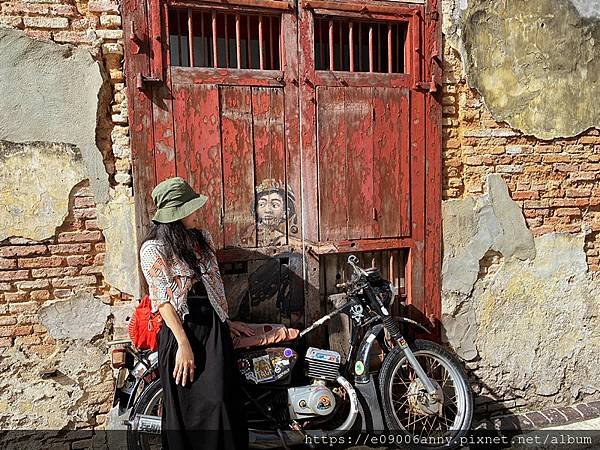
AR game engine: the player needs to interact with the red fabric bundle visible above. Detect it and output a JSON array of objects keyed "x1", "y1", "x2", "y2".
[{"x1": 128, "y1": 294, "x2": 163, "y2": 351}]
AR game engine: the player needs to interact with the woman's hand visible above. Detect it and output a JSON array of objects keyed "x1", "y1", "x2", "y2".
[
  {"x1": 174, "y1": 341, "x2": 196, "y2": 387},
  {"x1": 227, "y1": 320, "x2": 255, "y2": 337}
]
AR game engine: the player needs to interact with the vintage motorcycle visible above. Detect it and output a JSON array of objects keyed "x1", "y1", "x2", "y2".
[{"x1": 107, "y1": 254, "x2": 473, "y2": 449}]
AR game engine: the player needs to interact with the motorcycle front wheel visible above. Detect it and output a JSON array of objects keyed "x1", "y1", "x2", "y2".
[{"x1": 378, "y1": 339, "x2": 473, "y2": 450}]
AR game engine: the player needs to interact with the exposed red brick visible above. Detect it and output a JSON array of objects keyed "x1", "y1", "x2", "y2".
[
  {"x1": 579, "y1": 136, "x2": 600, "y2": 145},
  {"x1": 0, "y1": 245, "x2": 47, "y2": 258},
  {"x1": 48, "y1": 243, "x2": 92, "y2": 255},
  {"x1": 0, "y1": 337, "x2": 13, "y2": 348},
  {"x1": 84, "y1": 220, "x2": 99, "y2": 230},
  {"x1": 73, "y1": 208, "x2": 97, "y2": 220},
  {"x1": 4, "y1": 292, "x2": 28, "y2": 302},
  {"x1": 542, "y1": 154, "x2": 571, "y2": 163},
  {"x1": 554, "y1": 208, "x2": 582, "y2": 217},
  {"x1": 0, "y1": 270, "x2": 30, "y2": 282},
  {"x1": 566, "y1": 188, "x2": 592, "y2": 198},
  {"x1": 74, "y1": 197, "x2": 96, "y2": 209},
  {"x1": 30, "y1": 290, "x2": 51, "y2": 301},
  {"x1": 512, "y1": 191, "x2": 539, "y2": 200},
  {"x1": 51, "y1": 275, "x2": 98, "y2": 288},
  {"x1": 80, "y1": 266, "x2": 103, "y2": 275},
  {"x1": 0, "y1": 317, "x2": 17, "y2": 326},
  {"x1": 31, "y1": 267, "x2": 78, "y2": 278},
  {"x1": 0, "y1": 258, "x2": 17, "y2": 270},
  {"x1": 66, "y1": 255, "x2": 94, "y2": 266},
  {"x1": 94, "y1": 253, "x2": 105, "y2": 265},
  {"x1": 15, "y1": 279, "x2": 50, "y2": 290},
  {"x1": 18, "y1": 256, "x2": 64, "y2": 269},
  {"x1": 88, "y1": 0, "x2": 119, "y2": 13},
  {"x1": 57, "y1": 231, "x2": 102, "y2": 244}
]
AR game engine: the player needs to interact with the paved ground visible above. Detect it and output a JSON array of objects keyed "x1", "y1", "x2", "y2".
[{"x1": 343, "y1": 418, "x2": 600, "y2": 450}]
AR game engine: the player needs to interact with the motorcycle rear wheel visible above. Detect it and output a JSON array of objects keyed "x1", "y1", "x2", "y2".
[
  {"x1": 127, "y1": 379, "x2": 163, "y2": 450},
  {"x1": 378, "y1": 339, "x2": 473, "y2": 450}
]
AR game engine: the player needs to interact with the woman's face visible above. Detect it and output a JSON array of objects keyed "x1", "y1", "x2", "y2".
[
  {"x1": 181, "y1": 208, "x2": 202, "y2": 229},
  {"x1": 257, "y1": 192, "x2": 285, "y2": 225}
]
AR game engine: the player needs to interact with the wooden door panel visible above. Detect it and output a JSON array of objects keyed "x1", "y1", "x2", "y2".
[
  {"x1": 172, "y1": 83, "x2": 224, "y2": 247},
  {"x1": 317, "y1": 87, "x2": 348, "y2": 241},
  {"x1": 373, "y1": 86, "x2": 411, "y2": 238},
  {"x1": 317, "y1": 86, "x2": 411, "y2": 241},
  {"x1": 220, "y1": 85, "x2": 256, "y2": 248},
  {"x1": 346, "y1": 87, "x2": 374, "y2": 239},
  {"x1": 251, "y1": 87, "x2": 287, "y2": 246}
]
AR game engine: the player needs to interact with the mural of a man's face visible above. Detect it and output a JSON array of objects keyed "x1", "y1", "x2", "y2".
[{"x1": 257, "y1": 191, "x2": 285, "y2": 226}]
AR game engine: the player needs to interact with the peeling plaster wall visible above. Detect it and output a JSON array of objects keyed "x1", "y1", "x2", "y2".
[
  {"x1": 443, "y1": 0, "x2": 600, "y2": 139},
  {"x1": 0, "y1": 2, "x2": 138, "y2": 437},
  {"x1": 0, "y1": 293, "x2": 127, "y2": 432},
  {"x1": 442, "y1": 176, "x2": 600, "y2": 411},
  {"x1": 0, "y1": 27, "x2": 108, "y2": 204},
  {"x1": 0, "y1": 141, "x2": 88, "y2": 242}
]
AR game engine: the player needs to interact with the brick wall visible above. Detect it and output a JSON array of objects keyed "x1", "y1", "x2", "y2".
[
  {"x1": 442, "y1": 44, "x2": 600, "y2": 272},
  {"x1": 0, "y1": 182, "x2": 108, "y2": 351},
  {"x1": 0, "y1": 0, "x2": 132, "y2": 430}
]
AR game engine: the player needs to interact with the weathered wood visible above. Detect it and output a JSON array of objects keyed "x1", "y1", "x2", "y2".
[
  {"x1": 220, "y1": 86, "x2": 257, "y2": 247},
  {"x1": 172, "y1": 83, "x2": 225, "y2": 247},
  {"x1": 123, "y1": 0, "x2": 155, "y2": 297},
  {"x1": 345, "y1": 87, "x2": 374, "y2": 239},
  {"x1": 372, "y1": 87, "x2": 411, "y2": 237},
  {"x1": 407, "y1": 9, "x2": 426, "y2": 316},
  {"x1": 424, "y1": 0, "x2": 443, "y2": 338},
  {"x1": 171, "y1": 66, "x2": 284, "y2": 86},
  {"x1": 251, "y1": 87, "x2": 287, "y2": 246},
  {"x1": 314, "y1": 70, "x2": 411, "y2": 88},
  {"x1": 317, "y1": 86, "x2": 347, "y2": 241},
  {"x1": 281, "y1": 12, "x2": 303, "y2": 245},
  {"x1": 303, "y1": 0, "x2": 421, "y2": 17},
  {"x1": 169, "y1": 0, "x2": 293, "y2": 12}
]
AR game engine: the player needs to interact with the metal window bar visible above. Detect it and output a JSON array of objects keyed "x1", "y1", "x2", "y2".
[
  {"x1": 168, "y1": 8, "x2": 281, "y2": 70},
  {"x1": 314, "y1": 16, "x2": 407, "y2": 73}
]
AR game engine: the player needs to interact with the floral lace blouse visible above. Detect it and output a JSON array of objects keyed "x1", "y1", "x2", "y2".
[{"x1": 139, "y1": 229, "x2": 229, "y2": 323}]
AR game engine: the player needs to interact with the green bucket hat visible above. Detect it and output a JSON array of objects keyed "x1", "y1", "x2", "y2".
[{"x1": 151, "y1": 177, "x2": 208, "y2": 223}]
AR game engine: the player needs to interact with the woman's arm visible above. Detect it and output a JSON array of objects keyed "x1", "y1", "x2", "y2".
[
  {"x1": 159, "y1": 302, "x2": 195, "y2": 386},
  {"x1": 139, "y1": 242, "x2": 195, "y2": 386}
]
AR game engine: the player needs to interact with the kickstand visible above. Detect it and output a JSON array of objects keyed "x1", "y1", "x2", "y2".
[{"x1": 276, "y1": 428, "x2": 291, "y2": 450}]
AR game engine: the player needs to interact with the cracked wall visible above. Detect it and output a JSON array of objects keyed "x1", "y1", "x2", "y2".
[
  {"x1": 0, "y1": 1, "x2": 137, "y2": 437},
  {"x1": 443, "y1": 0, "x2": 600, "y2": 140},
  {"x1": 442, "y1": 175, "x2": 600, "y2": 412}
]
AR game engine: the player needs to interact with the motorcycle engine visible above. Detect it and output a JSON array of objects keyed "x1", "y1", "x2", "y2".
[
  {"x1": 287, "y1": 347, "x2": 341, "y2": 420},
  {"x1": 288, "y1": 382, "x2": 336, "y2": 419}
]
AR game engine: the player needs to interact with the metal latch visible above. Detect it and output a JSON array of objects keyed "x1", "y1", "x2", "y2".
[{"x1": 136, "y1": 74, "x2": 162, "y2": 90}]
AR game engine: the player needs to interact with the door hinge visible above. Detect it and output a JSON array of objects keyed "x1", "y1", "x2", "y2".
[
  {"x1": 136, "y1": 74, "x2": 162, "y2": 90},
  {"x1": 414, "y1": 75, "x2": 440, "y2": 93}
]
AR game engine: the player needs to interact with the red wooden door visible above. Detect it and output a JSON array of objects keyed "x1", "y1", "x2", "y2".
[{"x1": 125, "y1": 0, "x2": 442, "y2": 335}]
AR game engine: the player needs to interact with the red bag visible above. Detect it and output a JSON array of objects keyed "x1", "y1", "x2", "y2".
[{"x1": 128, "y1": 294, "x2": 164, "y2": 351}]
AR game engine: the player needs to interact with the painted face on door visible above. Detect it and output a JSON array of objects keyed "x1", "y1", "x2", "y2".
[{"x1": 257, "y1": 192, "x2": 285, "y2": 226}]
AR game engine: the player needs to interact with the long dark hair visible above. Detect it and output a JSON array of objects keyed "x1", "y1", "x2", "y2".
[{"x1": 142, "y1": 221, "x2": 214, "y2": 277}]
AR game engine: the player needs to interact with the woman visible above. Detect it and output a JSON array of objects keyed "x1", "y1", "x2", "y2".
[{"x1": 139, "y1": 176, "x2": 253, "y2": 450}]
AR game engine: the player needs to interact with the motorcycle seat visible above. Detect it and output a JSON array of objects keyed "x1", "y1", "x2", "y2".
[{"x1": 231, "y1": 323, "x2": 300, "y2": 350}]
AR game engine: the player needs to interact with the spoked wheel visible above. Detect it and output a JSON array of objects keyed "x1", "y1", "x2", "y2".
[
  {"x1": 379, "y1": 339, "x2": 473, "y2": 450},
  {"x1": 127, "y1": 380, "x2": 163, "y2": 450}
]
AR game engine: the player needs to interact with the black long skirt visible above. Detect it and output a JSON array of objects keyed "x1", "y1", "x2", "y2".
[{"x1": 157, "y1": 298, "x2": 249, "y2": 450}]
